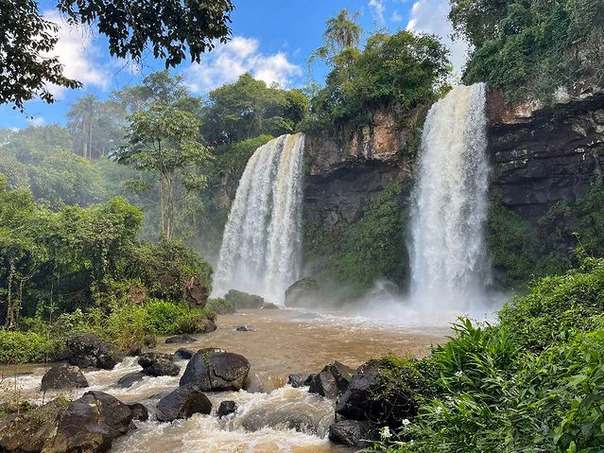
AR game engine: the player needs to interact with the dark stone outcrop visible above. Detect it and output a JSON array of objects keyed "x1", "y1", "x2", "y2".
[
  {"x1": 174, "y1": 348, "x2": 196, "y2": 360},
  {"x1": 224, "y1": 289, "x2": 264, "y2": 309},
  {"x1": 40, "y1": 363, "x2": 88, "y2": 391},
  {"x1": 328, "y1": 420, "x2": 372, "y2": 447},
  {"x1": 116, "y1": 372, "x2": 146, "y2": 388},
  {"x1": 217, "y1": 400, "x2": 238, "y2": 418},
  {"x1": 156, "y1": 384, "x2": 212, "y2": 422},
  {"x1": 336, "y1": 361, "x2": 380, "y2": 421},
  {"x1": 138, "y1": 352, "x2": 181, "y2": 377},
  {"x1": 181, "y1": 317, "x2": 217, "y2": 334},
  {"x1": 66, "y1": 333, "x2": 124, "y2": 370},
  {"x1": 166, "y1": 334, "x2": 198, "y2": 344},
  {"x1": 284, "y1": 278, "x2": 320, "y2": 308},
  {"x1": 235, "y1": 325, "x2": 254, "y2": 332},
  {"x1": 0, "y1": 391, "x2": 135, "y2": 452},
  {"x1": 186, "y1": 276, "x2": 210, "y2": 308},
  {"x1": 308, "y1": 361, "x2": 354, "y2": 398},
  {"x1": 262, "y1": 302, "x2": 279, "y2": 309},
  {"x1": 488, "y1": 91, "x2": 604, "y2": 222},
  {"x1": 288, "y1": 373, "x2": 313, "y2": 388},
  {"x1": 180, "y1": 349, "x2": 250, "y2": 391},
  {"x1": 128, "y1": 403, "x2": 149, "y2": 421}
]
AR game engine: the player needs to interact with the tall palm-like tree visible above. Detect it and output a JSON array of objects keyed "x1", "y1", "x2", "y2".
[{"x1": 67, "y1": 95, "x2": 96, "y2": 159}]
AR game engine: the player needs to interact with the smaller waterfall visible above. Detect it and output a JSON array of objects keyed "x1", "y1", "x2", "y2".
[
  {"x1": 409, "y1": 83, "x2": 490, "y2": 308},
  {"x1": 213, "y1": 133, "x2": 305, "y2": 302}
]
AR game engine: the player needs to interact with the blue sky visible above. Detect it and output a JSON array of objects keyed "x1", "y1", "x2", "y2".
[{"x1": 0, "y1": 0, "x2": 467, "y2": 129}]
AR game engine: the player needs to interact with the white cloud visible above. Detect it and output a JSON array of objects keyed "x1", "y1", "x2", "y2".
[
  {"x1": 391, "y1": 10, "x2": 403, "y2": 23},
  {"x1": 369, "y1": 0, "x2": 386, "y2": 23},
  {"x1": 26, "y1": 116, "x2": 45, "y2": 127},
  {"x1": 406, "y1": 0, "x2": 470, "y2": 77},
  {"x1": 43, "y1": 11, "x2": 109, "y2": 97},
  {"x1": 184, "y1": 36, "x2": 302, "y2": 93}
]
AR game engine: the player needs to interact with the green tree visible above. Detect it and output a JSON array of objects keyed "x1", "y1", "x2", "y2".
[
  {"x1": 1, "y1": 0, "x2": 234, "y2": 109},
  {"x1": 202, "y1": 73, "x2": 308, "y2": 144},
  {"x1": 117, "y1": 104, "x2": 212, "y2": 240}
]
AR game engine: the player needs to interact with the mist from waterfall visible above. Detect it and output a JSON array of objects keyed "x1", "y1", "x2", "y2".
[
  {"x1": 212, "y1": 133, "x2": 305, "y2": 303},
  {"x1": 409, "y1": 83, "x2": 490, "y2": 309}
]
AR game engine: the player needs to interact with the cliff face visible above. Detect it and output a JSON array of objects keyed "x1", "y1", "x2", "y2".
[
  {"x1": 303, "y1": 93, "x2": 604, "y2": 230},
  {"x1": 303, "y1": 110, "x2": 416, "y2": 232},
  {"x1": 487, "y1": 92, "x2": 604, "y2": 222}
]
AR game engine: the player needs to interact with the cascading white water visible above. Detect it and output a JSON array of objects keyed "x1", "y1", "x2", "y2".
[
  {"x1": 213, "y1": 133, "x2": 305, "y2": 302},
  {"x1": 409, "y1": 83, "x2": 490, "y2": 308}
]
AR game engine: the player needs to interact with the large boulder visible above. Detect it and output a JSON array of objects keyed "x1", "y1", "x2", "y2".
[
  {"x1": 0, "y1": 391, "x2": 135, "y2": 453},
  {"x1": 224, "y1": 289, "x2": 264, "y2": 309},
  {"x1": 41, "y1": 363, "x2": 88, "y2": 391},
  {"x1": 335, "y1": 359, "x2": 425, "y2": 426},
  {"x1": 284, "y1": 278, "x2": 320, "y2": 307},
  {"x1": 66, "y1": 333, "x2": 124, "y2": 370},
  {"x1": 328, "y1": 420, "x2": 373, "y2": 447},
  {"x1": 309, "y1": 361, "x2": 354, "y2": 398},
  {"x1": 138, "y1": 352, "x2": 180, "y2": 377},
  {"x1": 174, "y1": 348, "x2": 195, "y2": 360},
  {"x1": 156, "y1": 384, "x2": 212, "y2": 422},
  {"x1": 288, "y1": 373, "x2": 313, "y2": 388},
  {"x1": 180, "y1": 348, "x2": 250, "y2": 391},
  {"x1": 116, "y1": 372, "x2": 146, "y2": 389}
]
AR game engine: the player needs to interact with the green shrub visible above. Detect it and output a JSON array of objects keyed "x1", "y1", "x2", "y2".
[
  {"x1": 104, "y1": 303, "x2": 149, "y2": 351},
  {"x1": 499, "y1": 258, "x2": 604, "y2": 351},
  {"x1": 206, "y1": 298, "x2": 235, "y2": 315},
  {"x1": 0, "y1": 331, "x2": 53, "y2": 364}
]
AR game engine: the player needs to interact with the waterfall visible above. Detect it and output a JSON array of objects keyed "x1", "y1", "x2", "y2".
[
  {"x1": 213, "y1": 133, "x2": 305, "y2": 302},
  {"x1": 409, "y1": 83, "x2": 490, "y2": 307}
]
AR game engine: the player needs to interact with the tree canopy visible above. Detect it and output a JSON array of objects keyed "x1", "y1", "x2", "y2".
[{"x1": 0, "y1": 0, "x2": 234, "y2": 110}]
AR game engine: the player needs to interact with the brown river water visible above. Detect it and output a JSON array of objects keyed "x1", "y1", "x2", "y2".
[{"x1": 0, "y1": 308, "x2": 449, "y2": 453}]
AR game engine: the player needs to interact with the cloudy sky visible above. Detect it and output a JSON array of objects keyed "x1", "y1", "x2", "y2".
[{"x1": 0, "y1": 0, "x2": 468, "y2": 129}]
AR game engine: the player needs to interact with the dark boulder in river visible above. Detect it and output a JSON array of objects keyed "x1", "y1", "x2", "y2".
[
  {"x1": 116, "y1": 371, "x2": 146, "y2": 389},
  {"x1": 309, "y1": 361, "x2": 354, "y2": 398},
  {"x1": 174, "y1": 347, "x2": 195, "y2": 360},
  {"x1": 138, "y1": 352, "x2": 180, "y2": 377},
  {"x1": 0, "y1": 391, "x2": 136, "y2": 452},
  {"x1": 217, "y1": 400, "x2": 238, "y2": 418},
  {"x1": 41, "y1": 363, "x2": 88, "y2": 391},
  {"x1": 224, "y1": 289, "x2": 264, "y2": 309},
  {"x1": 165, "y1": 334, "x2": 198, "y2": 344},
  {"x1": 328, "y1": 419, "x2": 373, "y2": 447},
  {"x1": 66, "y1": 333, "x2": 123, "y2": 370},
  {"x1": 180, "y1": 348, "x2": 250, "y2": 391},
  {"x1": 156, "y1": 384, "x2": 212, "y2": 422},
  {"x1": 288, "y1": 373, "x2": 313, "y2": 388},
  {"x1": 284, "y1": 278, "x2": 320, "y2": 307}
]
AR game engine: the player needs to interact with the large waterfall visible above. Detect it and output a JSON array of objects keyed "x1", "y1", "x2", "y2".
[
  {"x1": 213, "y1": 133, "x2": 305, "y2": 302},
  {"x1": 409, "y1": 83, "x2": 490, "y2": 308}
]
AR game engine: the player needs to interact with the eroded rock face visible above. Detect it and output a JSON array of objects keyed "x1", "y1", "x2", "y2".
[
  {"x1": 156, "y1": 384, "x2": 212, "y2": 422},
  {"x1": 488, "y1": 91, "x2": 604, "y2": 223},
  {"x1": 41, "y1": 363, "x2": 88, "y2": 391},
  {"x1": 66, "y1": 334, "x2": 124, "y2": 370},
  {"x1": 0, "y1": 391, "x2": 135, "y2": 453},
  {"x1": 180, "y1": 349, "x2": 250, "y2": 391}
]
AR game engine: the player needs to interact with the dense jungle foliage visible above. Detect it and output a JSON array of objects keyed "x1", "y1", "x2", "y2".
[
  {"x1": 450, "y1": 0, "x2": 604, "y2": 103},
  {"x1": 369, "y1": 257, "x2": 604, "y2": 453}
]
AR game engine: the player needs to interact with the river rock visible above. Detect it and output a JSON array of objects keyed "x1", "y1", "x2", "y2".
[
  {"x1": 128, "y1": 403, "x2": 149, "y2": 421},
  {"x1": 156, "y1": 384, "x2": 212, "y2": 422},
  {"x1": 328, "y1": 420, "x2": 372, "y2": 447},
  {"x1": 179, "y1": 317, "x2": 217, "y2": 334},
  {"x1": 217, "y1": 400, "x2": 238, "y2": 418},
  {"x1": 288, "y1": 373, "x2": 313, "y2": 388},
  {"x1": 138, "y1": 352, "x2": 180, "y2": 377},
  {"x1": 224, "y1": 289, "x2": 264, "y2": 309},
  {"x1": 180, "y1": 349, "x2": 250, "y2": 391},
  {"x1": 262, "y1": 302, "x2": 279, "y2": 309},
  {"x1": 40, "y1": 363, "x2": 88, "y2": 391},
  {"x1": 116, "y1": 372, "x2": 146, "y2": 388},
  {"x1": 66, "y1": 333, "x2": 124, "y2": 369},
  {"x1": 335, "y1": 361, "x2": 380, "y2": 420},
  {"x1": 235, "y1": 325, "x2": 254, "y2": 332},
  {"x1": 165, "y1": 334, "x2": 198, "y2": 344},
  {"x1": 174, "y1": 348, "x2": 195, "y2": 360},
  {"x1": 309, "y1": 361, "x2": 354, "y2": 398},
  {"x1": 284, "y1": 278, "x2": 320, "y2": 307},
  {"x1": 0, "y1": 391, "x2": 135, "y2": 452}
]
